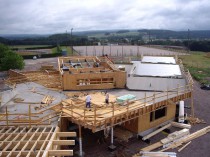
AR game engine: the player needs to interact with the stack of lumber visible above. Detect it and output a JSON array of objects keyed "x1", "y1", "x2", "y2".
[
  {"x1": 116, "y1": 94, "x2": 136, "y2": 104},
  {"x1": 6, "y1": 70, "x2": 28, "y2": 85},
  {"x1": 40, "y1": 65, "x2": 54, "y2": 70},
  {"x1": 6, "y1": 70, "x2": 62, "y2": 90},
  {"x1": 161, "y1": 129, "x2": 190, "y2": 145},
  {"x1": 6, "y1": 75, "x2": 28, "y2": 85},
  {"x1": 160, "y1": 126, "x2": 210, "y2": 151},
  {"x1": 141, "y1": 126, "x2": 210, "y2": 152},
  {"x1": 133, "y1": 151, "x2": 176, "y2": 157},
  {"x1": 41, "y1": 95, "x2": 55, "y2": 104},
  {"x1": 114, "y1": 127, "x2": 133, "y2": 142}
]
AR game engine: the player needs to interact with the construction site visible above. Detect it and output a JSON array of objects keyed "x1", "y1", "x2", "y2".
[{"x1": 0, "y1": 53, "x2": 210, "y2": 157}]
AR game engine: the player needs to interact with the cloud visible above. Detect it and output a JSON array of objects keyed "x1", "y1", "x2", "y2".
[{"x1": 0, "y1": 0, "x2": 210, "y2": 34}]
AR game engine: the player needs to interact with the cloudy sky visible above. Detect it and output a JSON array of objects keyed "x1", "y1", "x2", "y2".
[{"x1": 0, "y1": 0, "x2": 210, "y2": 34}]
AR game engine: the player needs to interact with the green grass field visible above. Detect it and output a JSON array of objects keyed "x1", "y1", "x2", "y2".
[
  {"x1": 10, "y1": 45, "x2": 52, "y2": 49},
  {"x1": 52, "y1": 46, "x2": 73, "y2": 55},
  {"x1": 179, "y1": 52, "x2": 210, "y2": 84},
  {"x1": 88, "y1": 31, "x2": 140, "y2": 38}
]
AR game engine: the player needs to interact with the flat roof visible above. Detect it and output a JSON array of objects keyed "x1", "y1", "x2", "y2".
[
  {"x1": 131, "y1": 62, "x2": 182, "y2": 77},
  {"x1": 142, "y1": 56, "x2": 176, "y2": 64}
]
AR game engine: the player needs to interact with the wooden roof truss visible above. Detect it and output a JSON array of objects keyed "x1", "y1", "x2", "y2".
[{"x1": 0, "y1": 126, "x2": 76, "y2": 157}]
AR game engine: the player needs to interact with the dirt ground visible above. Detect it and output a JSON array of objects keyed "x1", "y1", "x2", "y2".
[{"x1": 1, "y1": 57, "x2": 210, "y2": 157}]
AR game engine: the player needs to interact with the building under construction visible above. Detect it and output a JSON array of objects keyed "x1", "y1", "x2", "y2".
[
  {"x1": 58, "y1": 56, "x2": 126, "y2": 90},
  {"x1": 0, "y1": 55, "x2": 203, "y2": 157}
]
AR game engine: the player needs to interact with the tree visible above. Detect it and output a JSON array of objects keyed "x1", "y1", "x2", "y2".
[
  {"x1": 0, "y1": 44, "x2": 25, "y2": 71},
  {"x1": 0, "y1": 43, "x2": 10, "y2": 60}
]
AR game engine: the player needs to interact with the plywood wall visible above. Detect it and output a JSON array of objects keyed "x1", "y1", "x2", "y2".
[
  {"x1": 123, "y1": 103, "x2": 176, "y2": 133},
  {"x1": 62, "y1": 71, "x2": 126, "y2": 90},
  {"x1": 138, "y1": 103, "x2": 176, "y2": 133}
]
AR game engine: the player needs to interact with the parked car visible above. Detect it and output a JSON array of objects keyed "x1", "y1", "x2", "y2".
[{"x1": 200, "y1": 84, "x2": 210, "y2": 90}]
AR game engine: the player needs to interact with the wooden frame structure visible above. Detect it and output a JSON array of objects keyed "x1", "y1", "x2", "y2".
[
  {"x1": 0, "y1": 126, "x2": 76, "y2": 157},
  {"x1": 6, "y1": 69, "x2": 61, "y2": 90},
  {"x1": 59, "y1": 84, "x2": 193, "y2": 133},
  {"x1": 58, "y1": 56, "x2": 126, "y2": 90},
  {"x1": 0, "y1": 103, "x2": 62, "y2": 127}
]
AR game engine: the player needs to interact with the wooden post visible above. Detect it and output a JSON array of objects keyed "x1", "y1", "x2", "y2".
[
  {"x1": 78, "y1": 125, "x2": 83, "y2": 156},
  {"x1": 153, "y1": 92, "x2": 156, "y2": 104},
  {"x1": 94, "y1": 104, "x2": 96, "y2": 126},
  {"x1": 144, "y1": 92, "x2": 147, "y2": 107},
  {"x1": 71, "y1": 102, "x2": 73, "y2": 117},
  {"x1": 110, "y1": 44, "x2": 111, "y2": 56},
  {"x1": 112, "y1": 103, "x2": 114, "y2": 117},
  {"x1": 6, "y1": 106, "x2": 9, "y2": 127},
  {"x1": 167, "y1": 87, "x2": 169, "y2": 100},
  {"x1": 29, "y1": 104, "x2": 31, "y2": 128},
  {"x1": 177, "y1": 84, "x2": 179, "y2": 96},
  {"x1": 126, "y1": 101, "x2": 129, "y2": 120},
  {"x1": 84, "y1": 108, "x2": 86, "y2": 123},
  {"x1": 190, "y1": 83, "x2": 195, "y2": 118},
  {"x1": 111, "y1": 103, "x2": 115, "y2": 126}
]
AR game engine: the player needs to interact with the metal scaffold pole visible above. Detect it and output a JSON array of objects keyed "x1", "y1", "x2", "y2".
[{"x1": 79, "y1": 125, "x2": 83, "y2": 156}]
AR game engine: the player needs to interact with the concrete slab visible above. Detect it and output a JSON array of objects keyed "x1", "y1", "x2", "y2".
[{"x1": 1, "y1": 82, "x2": 66, "y2": 115}]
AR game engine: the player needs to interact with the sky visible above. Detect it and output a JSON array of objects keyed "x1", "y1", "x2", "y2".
[{"x1": 0, "y1": 0, "x2": 210, "y2": 34}]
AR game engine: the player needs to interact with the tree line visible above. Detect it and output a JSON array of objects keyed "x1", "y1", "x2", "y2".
[{"x1": 1, "y1": 33, "x2": 210, "y2": 52}]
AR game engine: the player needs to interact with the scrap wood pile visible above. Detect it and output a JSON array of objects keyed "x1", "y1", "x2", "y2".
[
  {"x1": 186, "y1": 116, "x2": 206, "y2": 124},
  {"x1": 136, "y1": 126, "x2": 210, "y2": 155},
  {"x1": 133, "y1": 151, "x2": 176, "y2": 157},
  {"x1": 34, "y1": 95, "x2": 55, "y2": 110},
  {"x1": 23, "y1": 71, "x2": 62, "y2": 89},
  {"x1": 13, "y1": 97, "x2": 24, "y2": 103},
  {"x1": 5, "y1": 72, "x2": 28, "y2": 85},
  {"x1": 65, "y1": 92, "x2": 89, "y2": 98},
  {"x1": 6, "y1": 69, "x2": 62, "y2": 90},
  {"x1": 41, "y1": 95, "x2": 55, "y2": 104},
  {"x1": 114, "y1": 127, "x2": 133, "y2": 142}
]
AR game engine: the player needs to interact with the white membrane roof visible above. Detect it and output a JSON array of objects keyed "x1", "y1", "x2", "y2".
[
  {"x1": 131, "y1": 62, "x2": 182, "y2": 77},
  {"x1": 142, "y1": 56, "x2": 176, "y2": 64}
]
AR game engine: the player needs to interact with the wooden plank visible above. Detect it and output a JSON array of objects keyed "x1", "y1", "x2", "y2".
[
  {"x1": 141, "y1": 142, "x2": 163, "y2": 151},
  {"x1": 53, "y1": 140, "x2": 75, "y2": 145},
  {"x1": 142, "y1": 123, "x2": 171, "y2": 141},
  {"x1": 178, "y1": 141, "x2": 191, "y2": 152},
  {"x1": 171, "y1": 122, "x2": 191, "y2": 129},
  {"x1": 35, "y1": 127, "x2": 54, "y2": 157},
  {"x1": 137, "y1": 151, "x2": 177, "y2": 157},
  {"x1": 160, "y1": 126, "x2": 210, "y2": 152},
  {"x1": 48, "y1": 150, "x2": 73, "y2": 156},
  {"x1": 42, "y1": 126, "x2": 60, "y2": 157},
  {"x1": 16, "y1": 128, "x2": 40, "y2": 157},
  {"x1": 5, "y1": 127, "x2": 31, "y2": 157},
  {"x1": 25, "y1": 127, "x2": 48, "y2": 157},
  {"x1": 56, "y1": 132, "x2": 77, "y2": 137}
]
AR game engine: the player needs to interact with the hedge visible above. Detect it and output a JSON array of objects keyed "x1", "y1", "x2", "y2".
[{"x1": 22, "y1": 52, "x2": 62, "y2": 59}]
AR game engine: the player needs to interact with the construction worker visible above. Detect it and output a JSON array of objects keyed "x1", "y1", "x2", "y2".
[
  {"x1": 86, "y1": 94, "x2": 91, "y2": 108},
  {"x1": 105, "y1": 91, "x2": 109, "y2": 104}
]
